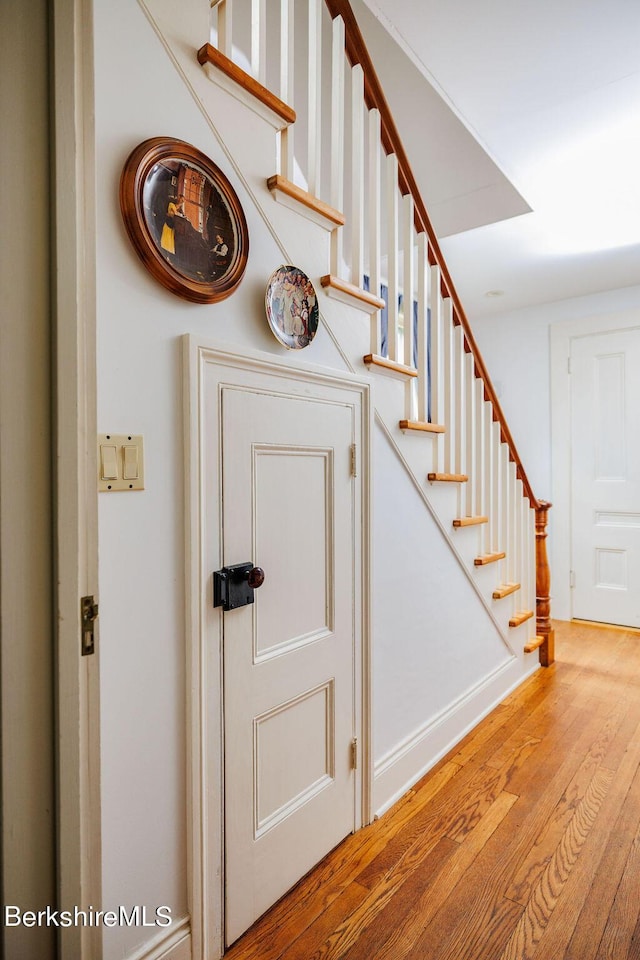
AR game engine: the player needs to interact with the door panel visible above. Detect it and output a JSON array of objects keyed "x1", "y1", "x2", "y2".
[
  {"x1": 571, "y1": 328, "x2": 640, "y2": 627},
  {"x1": 253, "y1": 446, "x2": 332, "y2": 656},
  {"x1": 222, "y1": 387, "x2": 356, "y2": 945}
]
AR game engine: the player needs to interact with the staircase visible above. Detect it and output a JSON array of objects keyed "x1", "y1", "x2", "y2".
[{"x1": 196, "y1": 0, "x2": 554, "y2": 665}]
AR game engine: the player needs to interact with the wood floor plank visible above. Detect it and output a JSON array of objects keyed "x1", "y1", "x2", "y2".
[
  {"x1": 594, "y1": 818, "x2": 640, "y2": 960},
  {"x1": 225, "y1": 761, "x2": 462, "y2": 960},
  {"x1": 281, "y1": 830, "x2": 453, "y2": 960},
  {"x1": 357, "y1": 733, "x2": 538, "y2": 892},
  {"x1": 324, "y1": 838, "x2": 458, "y2": 960},
  {"x1": 531, "y1": 720, "x2": 640, "y2": 960},
  {"x1": 561, "y1": 761, "x2": 640, "y2": 960},
  {"x1": 450, "y1": 703, "x2": 518, "y2": 766},
  {"x1": 401, "y1": 701, "x2": 621, "y2": 960},
  {"x1": 506, "y1": 701, "x2": 628, "y2": 904},
  {"x1": 349, "y1": 791, "x2": 519, "y2": 960},
  {"x1": 222, "y1": 622, "x2": 640, "y2": 960},
  {"x1": 497, "y1": 766, "x2": 613, "y2": 960}
]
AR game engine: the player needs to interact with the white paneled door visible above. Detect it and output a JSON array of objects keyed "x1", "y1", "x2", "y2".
[
  {"x1": 571, "y1": 328, "x2": 640, "y2": 627},
  {"x1": 221, "y1": 386, "x2": 357, "y2": 946}
]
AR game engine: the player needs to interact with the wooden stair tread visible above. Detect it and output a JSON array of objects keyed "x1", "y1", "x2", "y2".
[
  {"x1": 453, "y1": 516, "x2": 488, "y2": 528},
  {"x1": 360, "y1": 355, "x2": 418, "y2": 377},
  {"x1": 399, "y1": 419, "x2": 445, "y2": 432},
  {"x1": 197, "y1": 44, "x2": 296, "y2": 125},
  {"x1": 267, "y1": 176, "x2": 345, "y2": 228},
  {"x1": 509, "y1": 610, "x2": 534, "y2": 628},
  {"x1": 492, "y1": 582, "x2": 521, "y2": 600},
  {"x1": 427, "y1": 473, "x2": 468, "y2": 483},
  {"x1": 474, "y1": 552, "x2": 506, "y2": 566},
  {"x1": 524, "y1": 635, "x2": 545, "y2": 654},
  {"x1": 321, "y1": 277, "x2": 386, "y2": 313}
]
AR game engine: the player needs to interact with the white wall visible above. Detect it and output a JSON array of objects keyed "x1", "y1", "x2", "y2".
[
  {"x1": 472, "y1": 283, "x2": 640, "y2": 619},
  {"x1": 472, "y1": 284, "x2": 640, "y2": 498},
  {"x1": 94, "y1": 1, "x2": 540, "y2": 955},
  {"x1": 371, "y1": 419, "x2": 533, "y2": 812}
]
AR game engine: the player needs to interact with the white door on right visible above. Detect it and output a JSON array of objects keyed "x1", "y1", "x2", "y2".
[{"x1": 571, "y1": 327, "x2": 640, "y2": 627}]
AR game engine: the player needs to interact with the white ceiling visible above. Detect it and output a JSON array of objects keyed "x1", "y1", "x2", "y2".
[{"x1": 356, "y1": 0, "x2": 640, "y2": 319}]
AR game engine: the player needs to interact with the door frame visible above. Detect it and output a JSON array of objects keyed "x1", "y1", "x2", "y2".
[
  {"x1": 52, "y1": 0, "x2": 103, "y2": 957},
  {"x1": 184, "y1": 337, "x2": 372, "y2": 960},
  {"x1": 550, "y1": 307, "x2": 640, "y2": 622}
]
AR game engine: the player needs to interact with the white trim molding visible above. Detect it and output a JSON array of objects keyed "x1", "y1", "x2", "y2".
[
  {"x1": 184, "y1": 337, "x2": 372, "y2": 960},
  {"x1": 125, "y1": 918, "x2": 190, "y2": 960},
  {"x1": 373, "y1": 655, "x2": 537, "y2": 816},
  {"x1": 550, "y1": 307, "x2": 640, "y2": 621},
  {"x1": 52, "y1": 0, "x2": 102, "y2": 956}
]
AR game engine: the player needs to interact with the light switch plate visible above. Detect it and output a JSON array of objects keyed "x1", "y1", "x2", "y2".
[{"x1": 98, "y1": 434, "x2": 144, "y2": 492}]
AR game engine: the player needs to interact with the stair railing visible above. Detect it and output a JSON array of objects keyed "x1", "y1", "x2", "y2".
[{"x1": 198, "y1": 0, "x2": 554, "y2": 664}]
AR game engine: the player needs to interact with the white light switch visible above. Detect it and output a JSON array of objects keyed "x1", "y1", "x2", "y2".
[
  {"x1": 100, "y1": 444, "x2": 118, "y2": 480},
  {"x1": 123, "y1": 444, "x2": 139, "y2": 480},
  {"x1": 98, "y1": 434, "x2": 144, "y2": 492}
]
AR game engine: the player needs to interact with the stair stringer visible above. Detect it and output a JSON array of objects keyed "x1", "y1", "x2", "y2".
[{"x1": 374, "y1": 413, "x2": 518, "y2": 652}]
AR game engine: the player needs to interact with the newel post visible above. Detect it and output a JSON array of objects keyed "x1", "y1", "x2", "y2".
[{"x1": 535, "y1": 500, "x2": 555, "y2": 666}]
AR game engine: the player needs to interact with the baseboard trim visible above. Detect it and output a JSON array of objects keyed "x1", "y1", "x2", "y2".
[
  {"x1": 126, "y1": 917, "x2": 191, "y2": 960},
  {"x1": 373, "y1": 656, "x2": 538, "y2": 816}
]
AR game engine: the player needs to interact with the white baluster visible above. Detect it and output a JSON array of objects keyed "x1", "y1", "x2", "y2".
[
  {"x1": 213, "y1": 0, "x2": 233, "y2": 59},
  {"x1": 329, "y1": 14, "x2": 345, "y2": 276},
  {"x1": 482, "y1": 401, "x2": 494, "y2": 554},
  {"x1": 350, "y1": 64, "x2": 365, "y2": 289},
  {"x1": 386, "y1": 153, "x2": 399, "y2": 361},
  {"x1": 530, "y1": 506, "x2": 536, "y2": 627},
  {"x1": 522, "y1": 496, "x2": 532, "y2": 615},
  {"x1": 491, "y1": 421, "x2": 501, "y2": 554},
  {"x1": 508, "y1": 463, "x2": 518, "y2": 588},
  {"x1": 402, "y1": 195, "x2": 415, "y2": 369},
  {"x1": 442, "y1": 298, "x2": 455, "y2": 474},
  {"x1": 402, "y1": 195, "x2": 415, "y2": 418},
  {"x1": 416, "y1": 233, "x2": 429, "y2": 422},
  {"x1": 307, "y1": 0, "x2": 322, "y2": 196},
  {"x1": 514, "y1": 477, "x2": 524, "y2": 600},
  {"x1": 500, "y1": 442, "x2": 510, "y2": 583},
  {"x1": 279, "y1": 0, "x2": 294, "y2": 180},
  {"x1": 251, "y1": 0, "x2": 266, "y2": 84},
  {"x1": 368, "y1": 110, "x2": 382, "y2": 353},
  {"x1": 474, "y1": 378, "x2": 485, "y2": 518},
  {"x1": 464, "y1": 352, "x2": 476, "y2": 515},
  {"x1": 453, "y1": 323, "x2": 464, "y2": 479},
  {"x1": 430, "y1": 266, "x2": 444, "y2": 469}
]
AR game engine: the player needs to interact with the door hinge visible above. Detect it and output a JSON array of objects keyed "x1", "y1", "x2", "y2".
[
  {"x1": 568, "y1": 356, "x2": 572, "y2": 374},
  {"x1": 570, "y1": 570, "x2": 576, "y2": 588},
  {"x1": 350, "y1": 737, "x2": 358, "y2": 770},
  {"x1": 81, "y1": 595, "x2": 98, "y2": 656},
  {"x1": 350, "y1": 443, "x2": 357, "y2": 478}
]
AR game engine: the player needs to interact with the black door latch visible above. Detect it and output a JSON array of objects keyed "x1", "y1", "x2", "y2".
[{"x1": 213, "y1": 562, "x2": 265, "y2": 611}]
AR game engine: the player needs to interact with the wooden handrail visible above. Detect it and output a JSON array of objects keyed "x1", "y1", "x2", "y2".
[{"x1": 324, "y1": 0, "x2": 539, "y2": 509}]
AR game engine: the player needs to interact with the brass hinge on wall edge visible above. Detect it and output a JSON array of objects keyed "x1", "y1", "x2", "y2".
[
  {"x1": 351, "y1": 737, "x2": 358, "y2": 770},
  {"x1": 350, "y1": 443, "x2": 357, "y2": 478},
  {"x1": 81, "y1": 595, "x2": 98, "y2": 656}
]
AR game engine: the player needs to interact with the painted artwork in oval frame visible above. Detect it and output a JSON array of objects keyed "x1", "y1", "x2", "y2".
[
  {"x1": 265, "y1": 265, "x2": 319, "y2": 349},
  {"x1": 120, "y1": 137, "x2": 249, "y2": 303}
]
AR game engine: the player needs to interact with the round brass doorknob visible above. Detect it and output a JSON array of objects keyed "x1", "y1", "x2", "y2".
[{"x1": 247, "y1": 566, "x2": 265, "y2": 589}]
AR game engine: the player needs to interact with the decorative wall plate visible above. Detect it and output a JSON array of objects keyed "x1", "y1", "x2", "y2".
[
  {"x1": 120, "y1": 137, "x2": 249, "y2": 303},
  {"x1": 265, "y1": 265, "x2": 319, "y2": 349}
]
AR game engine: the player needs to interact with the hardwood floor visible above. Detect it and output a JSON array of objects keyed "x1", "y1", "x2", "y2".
[{"x1": 225, "y1": 620, "x2": 640, "y2": 960}]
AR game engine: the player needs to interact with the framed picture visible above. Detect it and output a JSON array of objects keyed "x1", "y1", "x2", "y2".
[
  {"x1": 119, "y1": 137, "x2": 249, "y2": 303},
  {"x1": 265, "y1": 265, "x2": 319, "y2": 349}
]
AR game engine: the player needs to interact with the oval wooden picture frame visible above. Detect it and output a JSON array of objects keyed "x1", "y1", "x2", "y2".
[{"x1": 120, "y1": 137, "x2": 249, "y2": 304}]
